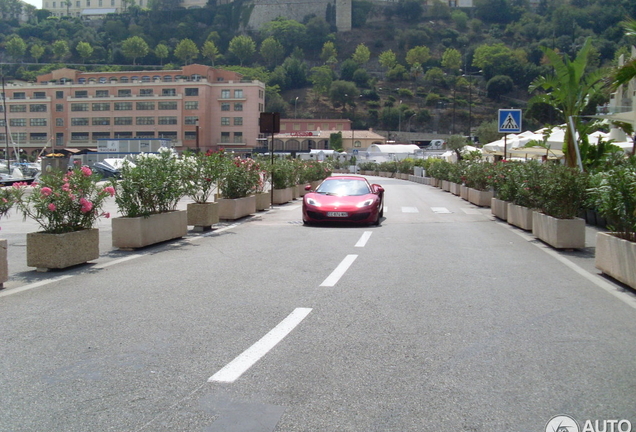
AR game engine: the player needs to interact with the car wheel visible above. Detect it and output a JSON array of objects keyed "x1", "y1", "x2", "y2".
[{"x1": 379, "y1": 200, "x2": 384, "y2": 218}]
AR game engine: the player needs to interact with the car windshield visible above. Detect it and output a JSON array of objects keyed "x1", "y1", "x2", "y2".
[{"x1": 316, "y1": 179, "x2": 371, "y2": 196}]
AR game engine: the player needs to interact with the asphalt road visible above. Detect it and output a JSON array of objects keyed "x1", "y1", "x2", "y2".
[{"x1": 1, "y1": 176, "x2": 635, "y2": 432}]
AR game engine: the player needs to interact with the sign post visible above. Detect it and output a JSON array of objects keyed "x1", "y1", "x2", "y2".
[{"x1": 498, "y1": 109, "x2": 522, "y2": 160}]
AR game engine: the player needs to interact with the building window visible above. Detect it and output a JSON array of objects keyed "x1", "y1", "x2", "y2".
[
  {"x1": 30, "y1": 133, "x2": 47, "y2": 142},
  {"x1": 234, "y1": 89, "x2": 243, "y2": 98},
  {"x1": 114, "y1": 117, "x2": 133, "y2": 125},
  {"x1": 139, "y1": 88, "x2": 153, "y2": 96},
  {"x1": 158, "y1": 131, "x2": 177, "y2": 140},
  {"x1": 221, "y1": 90, "x2": 230, "y2": 99},
  {"x1": 185, "y1": 101, "x2": 199, "y2": 110},
  {"x1": 92, "y1": 117, "x2": 110, "y2": 126},
  {"x1": 234, "y1": 117, "x2": 243, "y2": 126},
  {"x1": 184, "y1": 116, "x2": 198, "y2": 125},
  {"x1": 141, "y1": 76, "x2": 150, "y2": 82},
  {"x1": 220, "y1": 132, "x2": 230, "y2": 143},
  {"x1": 221, "y1": 103, "x2": 230, "y2": 111},
  {"x1": 120, "y1": 77, "x2": 129, "y2": 83},
  {"x1": 71, "y1": 103, "x2": 89, "y2": 112},
  {"x1": 110, "y1": 0, "x2": 113, "y2": 5},
  {"x1": 184, "y1": 131, "x2": 196, "y2": 140},
  {"x1": 71, "y1": 132, "x2": 89, "y2": 141},
  {"x1": 12, "y1": 92, "x2": 25, "y2": 100},
  {"x1": 56, "y1": 118, "x2": 64, "y2": 127},
  {"x1": 136, "y1": 117, "x2": 155, "y2": 125},
  {"x1": 114, "y1": 102, "x2": 132, "y2": 110},
  {"x1": 74, "y1": 90, "x2": 88, "y2": 98},
  {"x1": 234, "y1": 103, "x2": 243, "y2": 111},
  {"x1": 71, "y1": 118, "x2": 89, "y2": 126},
  {"x1": 77, "y1": 1, "x2": 81, "y2": 6},
  {"x1": 293, "y1": 123, "x2": 301, "y2": 131},
  {"x1": 86, "y1": 0, "x2": 90, "y2": 6},
  {"x1": 96, "y1": 90, "x2": 109, "y2": 97},
  {"x1": 56, "y1": 104, "x2": 64, "y2": 112},
  {"x1": 93, "y1": 132, "x2": 110, "y2": 139},
  {"x1": 10, "y1": 105, "x2": 26, "y2": 113},
  {"x1": 163, "y1": 75, "x2": 173, "y2": 82},
  {"x1": 92, "y1": 103, "x2": 111, "y2": 111},
  {"x1": 185, "y1": 88, "x2": 199, "y2": 96},
  {"x1": 115, "y1": 132, "x2": 133, "y2": 138},
  {"x1": 221, "y1": 117, "x2": 230, "y2": 126},
  {"x1": 234, "y1": 132, "x2": 243, "y2": 143},
  {"x1": 10, "y1": 119, "x2": 26, "y2": 127},
  {"x1": 56, "y1": 91, "x2": 64, "y2": 99},
  {"x1": 136, "y1": 102, "x2": 155, "y2": 110},
  {"x1": 162, "y1": 88, "x2": 176, "y2": 96},
  {"x1": 259, "y1": 89, "x2": 264, "y2": 99},
  {"x1": 158, "y1": 101, "x2": 177, "y2": 110},
  {"x1": 308, "y1": 124, "x2": 315, "y2": 130},
  {"x1": 136, "y1": 131, "x2": 154, "y2": 137},
  {"x1": 33, "y1": 92, "x2": 46, "y2": 99},
  {"x1": 117, "y1": 89, "x2": 132, "y2": 97},
  {"x1": 158, "y1": 116, "x2": 177, "y2": 125},
  {"x1": 30, "y1": 118, "x2": 48, "y2": 126}
]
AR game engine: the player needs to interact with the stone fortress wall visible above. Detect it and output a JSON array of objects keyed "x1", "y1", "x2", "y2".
[{"x1": 245, "y1": 0, "x2": 352, "y2": 32}]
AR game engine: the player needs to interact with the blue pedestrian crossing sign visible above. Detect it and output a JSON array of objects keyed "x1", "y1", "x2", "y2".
[{"x1": 498, "y1": 109, "x2": 522, "y2": 133}]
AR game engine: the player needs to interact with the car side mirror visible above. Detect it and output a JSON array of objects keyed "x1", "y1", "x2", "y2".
[
  {"x1": 304, "y1": 184, "x2": 312, "y2": 191},
  {"x1": 372, "y1": 185, "x2": 384, "y2": 194}
]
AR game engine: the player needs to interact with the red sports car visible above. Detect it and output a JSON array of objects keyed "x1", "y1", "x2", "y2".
[{"x1": 302, "y1": 175, "x2": 385, "y2": 225}]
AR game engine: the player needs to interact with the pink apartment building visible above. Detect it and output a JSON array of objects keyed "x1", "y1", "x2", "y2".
[{"x1": 0, "y1": 64, "x2": 265, "y2": 159}]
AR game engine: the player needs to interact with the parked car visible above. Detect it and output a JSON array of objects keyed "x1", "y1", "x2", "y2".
[{"x1": 302, "y1": 175, "x2": 384, "y2": 226}]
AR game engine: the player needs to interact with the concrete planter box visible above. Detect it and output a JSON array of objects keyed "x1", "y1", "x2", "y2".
[
  {"x1": 468, "y1": 188, "x2": 493, "y2": 207},
  {"x1": 113, "y1": 211, "x2": 187, "y2": 250},
  {"x1": 460, "y1": 185, "x2": 469, "y2": 201},
  {"x1": 218, "y1": 195, "x2": 256, "y2": 220},
  {"x1": 450, "y1": 182, "x2": 461, "y2": 195},
  {"x1": 399, "y1": 173, "x2": 409, "y2": 180},
  {"x1": 27, "y1": 228, "x2": 99, "y2": 271},
  {"x1": 532, "y1": 211, "x2": 585, "y2": 249},
  {"x1": 596, "y1": 232, "x2": 636, "y2": 289},
  {"x1": 272, "y1": 187, "x2": 294, "y2": 204},
  {"x1": 0, "y1": 239, "x2": 7, "y2": 287},
  {"x1": 292, "y1": 185, "x2": 300, "y2": 199},
  {"x1": 441, "y1": 180, "x2": 451, "y2": 191},
  {"x1": 255, "y1": 192, "x2": 270, "y2": 211},
  {"x1": 507, "y1": 203, "x2": 534, "y2": 231},
  {"x1": 430, "y1": 178, "x2": 440, "y2": 187},
  {"x1": 187, "y1": 202, "x2": 219, "y2": 232},
  {"x1": 491, "y1": 198, "x2": 509, "y2": 220}
]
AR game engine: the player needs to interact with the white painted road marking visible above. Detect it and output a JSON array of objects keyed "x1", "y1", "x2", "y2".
[
  {"x1": 0, "y1": 275, "x2": 73, "y2": 298},
  {"x1": 461, "y1": 208, "x2": 482, "y2": 215},
  {"x1": 431, "y1": 207, "x2": 452, "y2": 214},
  {"x1": 208, "y1": 307, "x2": 313, "y2": 383},
  {"x1": 355, "y1": 231, "x2": 373, "y2": 248},
  {"x1": 401, "y1": 207, "x2": 419, "y2": 213},
  {"x1": 320, "y1": 254, "x2": 358, "y2": 287}
]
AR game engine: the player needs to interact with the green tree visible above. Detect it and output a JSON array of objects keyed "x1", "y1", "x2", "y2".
[
  {"x1": 310, "y1": 65, "x2": 334, "y2": 96},
  {"x1": 228, "y1": 35, "x2": 256, "y2": 66},
  {"x1": 529, "y1": 38, "x2": 604, "y2": 168},
  {"x1": 121, "y1": 36, "x2": 149, "y2": 65},
  {"x1": 486, "y1": 75, "x2": 514, "y2": 100},
  {"x1": 30, "y1": 44, "x2": 45, "y2": 63},
  {"x1": 476, "y1": 120, "x2": 500, "y2": 146},
  {"x1": 262, "y1": 17, "x2": 307, "y2": 55},
  {"x1": 441, "y1": 48, "x2": 462, "y2": 73},
  {"x1": 447, "y1": 134, "x2": 467, "y2": 160},
  {"x1": 174, "y1": 39, "x2": 198, "y2": 65},
  {"x1": 380, "y1": 107, "x2": 400, "y2": 131},
  {"x1": 405, "y1": 46, "x2": 430, "y2": 68},
  {"x1": 155, "y1": 44, "x2": 170, "y2": 66},
  {"x1": 259, "y1": 37, "x2": 284, "y2": 69},
  {"x1": 320, "y1": 41, "x2": 337, "y2": 63},
  {"x1": 76, "y1": 41, "x2": 93, "y2": 63},
  {"x1": 6, "y1": 36, "x2": 27, "y2": 62},
  {"x1": 379, "y1": 49, "x2": 398, "y2": 71},
  {"x1": 329, "y1": 80, "x2": 358, "y2": 108},
  {"x1": 610, "y1": 19, "x2": 636, "y2": 91},
  {"x1": 52, "y1": 40, "x2": 70, "y2": 62},
  {"x1": 352, "y1": 43, "x2": 371, "y2": 65}
]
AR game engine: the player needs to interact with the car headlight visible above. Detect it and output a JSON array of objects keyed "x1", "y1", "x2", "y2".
[
  {"x1": 356, "y1": 199, "x2": 374, "y2": 208},
  {"x1": 306, "y1": 197, "x2": 321, "y2": 207}
]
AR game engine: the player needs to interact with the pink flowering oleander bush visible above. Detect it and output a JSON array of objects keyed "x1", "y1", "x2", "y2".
[
  {"x1": 218, "y1": 153, "x2": 261, "y2": 199},
  {"x1": 182, "y1": 149, "x2": 224, "y2": 203},
  {"x1": 0, "y1": 186, "x2": 16, "y2": 219},
  {"x1": 14, "y1": 164, "x2": 115, "y2": 234}
]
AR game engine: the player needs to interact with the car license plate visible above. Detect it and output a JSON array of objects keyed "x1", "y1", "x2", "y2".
[{"x1": 327, "y1": 212, "x2": 348, "y2": 217}]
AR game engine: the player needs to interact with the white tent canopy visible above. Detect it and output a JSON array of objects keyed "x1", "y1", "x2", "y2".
[{"x1": 367, "y1": 144, "x2": 421, "y2": 154}]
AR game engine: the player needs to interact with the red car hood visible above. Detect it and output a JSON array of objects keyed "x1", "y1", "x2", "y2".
[{"x1": 305, "y1": 192, "x2": 377, "y2": 211}]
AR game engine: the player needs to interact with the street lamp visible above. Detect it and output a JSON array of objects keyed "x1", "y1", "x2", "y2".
[
  {"x1": 195, "y1": 118, "x2": 200, "y2": 153},
  {"x1": 398, "y1": 99, "x2": 403, "y2": 133},
  {"x1": 406, "y1": 113, "x2": 416, "y2": 132},
  {"x1": 294, "y1": 96, "x2": 299, "y2": 119},
  {"x1": 462, "y1": 70, "x2": 482, "y2": 142}
]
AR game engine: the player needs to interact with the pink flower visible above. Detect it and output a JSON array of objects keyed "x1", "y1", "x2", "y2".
[
  {"x1": 103, "y1": 212, "x2": 110, "y2": 219},
  {"x1": 103, "y1": 186, "x2": 116, "y2": 197},
  {"x1": 62, "y1": 183, "x2": 71, "y2": 192},
  {"x1": 79, "y1": 198, "x2": 93, "y2": 213},
  {"x1": 48, "y1": 203, "x2": 56, "y2": 212},
  {"x1": 40, "y1": 187, "x2": 53, "y2": 197},
  {"x1": 81, "y1": 166, "x2": 92, "y2": 177}
]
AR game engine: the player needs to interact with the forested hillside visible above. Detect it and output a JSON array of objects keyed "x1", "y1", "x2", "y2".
[{"x1": 1, "y1": 0, "x2": 635, "y2": 137}]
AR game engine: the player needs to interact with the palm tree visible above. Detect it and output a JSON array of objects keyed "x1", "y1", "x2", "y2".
[
  {"x1": 610, "y1": 19, "x2": 636, "y2": 90},
  {"x1": 529, "y1": 38, "x2": 605, "y2": 168}
]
